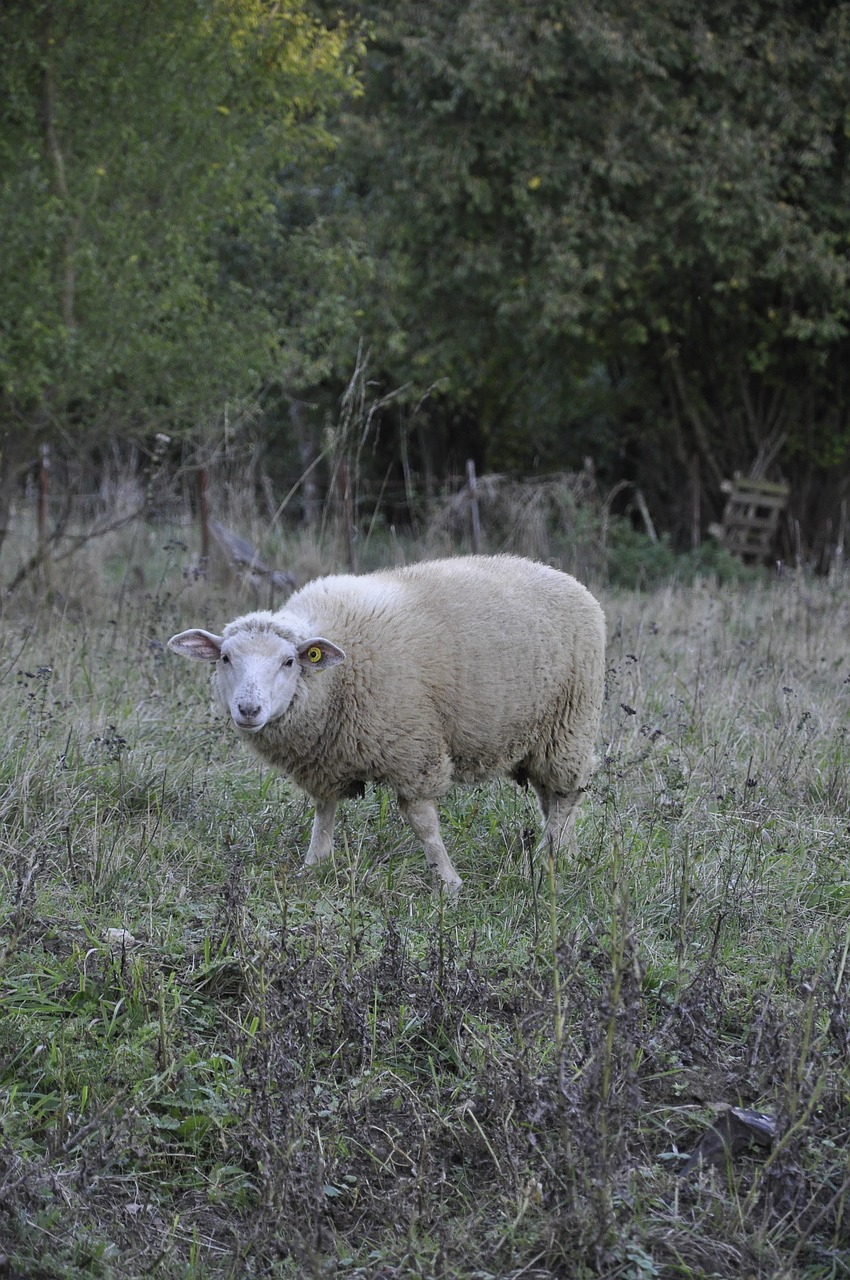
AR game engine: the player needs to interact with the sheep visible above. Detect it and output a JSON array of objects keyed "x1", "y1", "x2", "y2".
[{"x1": 167, "y1": 554, "x2": 605, "y2": 893}]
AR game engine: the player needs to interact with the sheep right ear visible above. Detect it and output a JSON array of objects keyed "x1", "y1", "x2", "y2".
[{"x1": 167, "y1": 629, "x2": 224, "y2": 661}]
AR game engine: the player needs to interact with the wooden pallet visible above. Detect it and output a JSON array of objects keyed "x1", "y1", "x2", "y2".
[{"x1": 707, "y1": 474, "x2": 789, "y2": 562}]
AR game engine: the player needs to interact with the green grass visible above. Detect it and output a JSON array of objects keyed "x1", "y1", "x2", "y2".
[{"x1": 1, "y1": 524, "x2": 850, "y2": 1278}]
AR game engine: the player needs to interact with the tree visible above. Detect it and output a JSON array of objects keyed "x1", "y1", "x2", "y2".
[
  {"x1": 0, "y1": 0, "x2": 362, "y2": 552},
  {"x1": 327, "y1": 0, "x2": 850, "y2": 543}
]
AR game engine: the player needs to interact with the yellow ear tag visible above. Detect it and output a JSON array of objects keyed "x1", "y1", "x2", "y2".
[{"x1": 307, "y1": 646, "x2": 323, "y2": 664}]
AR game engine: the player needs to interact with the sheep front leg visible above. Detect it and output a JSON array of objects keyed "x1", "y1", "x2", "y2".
[
  {"x1": 305, "y1": 798, "x2": 337, "y2": 866},
  {"x1": 398, "y1": 798, "x2": 462, "y2": 896}
]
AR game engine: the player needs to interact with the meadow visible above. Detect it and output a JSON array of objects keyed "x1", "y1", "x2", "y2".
[{"x1": 1, "y1": 500, "x2": 849, "y2": 1279}]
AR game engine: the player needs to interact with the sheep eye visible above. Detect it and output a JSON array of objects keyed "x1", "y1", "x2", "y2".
[
  {"x1": 220, "y1": 654, "x2": 230, "y2": 664},
  {"x1": 283, "y1": 657, "x2": 294, "y2": 669}
]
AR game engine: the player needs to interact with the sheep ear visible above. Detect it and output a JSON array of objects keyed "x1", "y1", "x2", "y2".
[
  {"x1": 167, "y1": 629, "x2": 224, "y2": 661},
  {"x1": 297, "y1": 637, "x2": 346, "y2": 670}
]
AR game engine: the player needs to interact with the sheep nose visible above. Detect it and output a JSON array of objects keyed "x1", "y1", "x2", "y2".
[{"x1": 237, "y1": 700, "x2": 261, "y2": 720}]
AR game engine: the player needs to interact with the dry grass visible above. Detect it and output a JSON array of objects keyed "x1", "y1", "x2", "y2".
[{"x1": 1, "y1": 505, "x2": 849, "y2": 1279}]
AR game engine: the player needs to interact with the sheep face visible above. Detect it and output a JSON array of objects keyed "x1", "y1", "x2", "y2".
[{"x1": 168, "y1": 627, "x2": 345, "y2": 733}]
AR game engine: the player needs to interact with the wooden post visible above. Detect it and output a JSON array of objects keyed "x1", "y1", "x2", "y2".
[
  {"x1": 197, "y1": 466, "x2": 211, "y2": 562},
  {"x1": 290, "y1": 401, "x2": 320, "y2": 528},
  {"x1": 38, "y1": 443, "x2": 52, "y2": 587},
  {"x1": 399, "y1": 427, "x2": 419, "y2": 537},
  {"x1": 466, "y1": 458, "x2": 482, "y2": 554},
  {"x1": 690, "y1": 454, "x2": 701, "y2": 551},
  {"x1": 338, "y1": 457, "x2": 357, "y2": 573},
  {"x1": 38, "y1": 444, "x2": 49, "y2": 545},
  {"x1": 834, "y1": 499, "x2": 847, "y2": 580}
]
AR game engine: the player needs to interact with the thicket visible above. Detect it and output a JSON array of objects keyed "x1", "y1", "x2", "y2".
[
  {"x1": 329, "y1": 0, "x2": 850, "y2": 547},
  {"x1": 2, "y1": 2, "x2": 849, "y2": 562}
]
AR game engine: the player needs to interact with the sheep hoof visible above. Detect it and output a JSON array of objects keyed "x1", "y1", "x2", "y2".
[
  {"x1": 304, "y1": 846, "x2": 332, "y2": 868},
  {"x1": 440, "y1": 874, "x2": 463, "y2": 901}
]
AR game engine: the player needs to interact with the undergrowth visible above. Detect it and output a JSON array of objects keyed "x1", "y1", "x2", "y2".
[{"x1": 0, "y1": 516, "x2": 849, "y2": 1279}]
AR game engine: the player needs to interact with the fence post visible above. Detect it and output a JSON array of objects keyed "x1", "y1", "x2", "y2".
[
  {"x1": 466, "y1": 458, "x2": 482, "y2": 554},
  {"x1": 290, "y1": 401, "x2": 320, "y2": 528},
  {"x1": 338, "y1": 457, "x2": 357, "y2": 574},
  {"x1": 38, "y1": 443, "x2": 52, "y2": 587},
  {"x1": 690, "y1": 453, "x2": 701, "y2": 550},
  {"x1": 197, "y1": 465, "x2": 211, "y2": 563}
]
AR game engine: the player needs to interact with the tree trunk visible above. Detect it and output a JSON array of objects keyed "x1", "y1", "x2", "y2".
[
  {"x1": 0, "y1": 428, "x2": 32, "y2": 562},
  {"x1": 664, "y1": 344, "x2": 724, "y2": 491},
  {"x1": 43, "y1": 10, "x2": 78, "y2": 334},
  {"x1": 290, "y1": 400, "x2": 320, "y2": 528}
]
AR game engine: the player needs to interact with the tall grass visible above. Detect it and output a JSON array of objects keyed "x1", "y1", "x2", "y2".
[{"x1": 1, "y1": 499, "x2": 849, "y2": 1278}]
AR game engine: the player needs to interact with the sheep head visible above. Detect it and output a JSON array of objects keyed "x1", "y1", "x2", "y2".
[{"x1": 168, "y1": 624, "x2": 345, "y2": 732}]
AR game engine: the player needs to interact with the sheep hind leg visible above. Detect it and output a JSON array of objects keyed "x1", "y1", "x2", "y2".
[
  {"x1": 535, "y1": 787, "x2": 584, "y2": 859},
  {"x1": 305, "y1": 798, "x2": 337, "y2": 866},
  {"x1": 398, "y1": 798, "x2": 462, "y2": 896}
]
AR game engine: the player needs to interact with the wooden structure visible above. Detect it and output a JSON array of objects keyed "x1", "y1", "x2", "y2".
[
  {"x1": 708, "y1": 474, "x2": 789, "y2": 563},
  {"x1": 209, "y1": 519, "x2": 296, "y2": 593}
]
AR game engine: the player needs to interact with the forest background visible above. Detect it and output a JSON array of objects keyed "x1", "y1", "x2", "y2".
[
  {"x1": 5, "y1": 6, "x2": 850, "y2": 1277},
  {"x1": 1, "y1": 0, "x2": 850, "y2": 567}
]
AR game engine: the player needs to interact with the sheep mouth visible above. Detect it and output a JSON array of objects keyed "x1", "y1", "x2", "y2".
[{"x1": 233, "y1": 715, "x2": 267, "y2": 732}]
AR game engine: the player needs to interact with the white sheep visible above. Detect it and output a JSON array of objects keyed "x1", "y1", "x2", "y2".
[{"x1": 168, "y1": 554, "x2": 605, "y2": 893}]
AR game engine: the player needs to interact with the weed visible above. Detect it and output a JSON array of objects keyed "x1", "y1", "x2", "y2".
[{"x1": 1, "y1": 506, "x2": 850, "y2": 1277}]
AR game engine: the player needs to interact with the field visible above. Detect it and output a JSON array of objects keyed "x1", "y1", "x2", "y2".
[{"x1": 1, "y1": 511, "x2": 850, "y2": 1279}]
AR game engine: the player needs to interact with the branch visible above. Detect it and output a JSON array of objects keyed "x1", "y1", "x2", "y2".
[
  {"x1": 43, "y1": 13, "x2": 77, "y2": 331},
  {"x1": 3, "y1": 503, "x2": 146, "y2": 597}
]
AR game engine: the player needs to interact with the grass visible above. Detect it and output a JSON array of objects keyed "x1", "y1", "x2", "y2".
[{"x1": 1, "y1": 513, "x2": 850, "y2": 1278}]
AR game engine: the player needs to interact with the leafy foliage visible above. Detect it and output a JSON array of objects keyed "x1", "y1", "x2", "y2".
[
  {"x1": 3, "y1": 0, "x2": 850, "y2": 551},
  {"x1": 0, "y1": 0, "x2": 362, "y2": 445},
  {"x1": 326, "y1": 0, "x2": 850, "y2": 532}
]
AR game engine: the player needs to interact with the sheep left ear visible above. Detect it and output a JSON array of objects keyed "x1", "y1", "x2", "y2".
[
  {"x1": 297, "y1": 637, "x2": 346, "y2": 670},
  {"x1": 168, "y1": 629, "x2": 224, "y2": 661}
]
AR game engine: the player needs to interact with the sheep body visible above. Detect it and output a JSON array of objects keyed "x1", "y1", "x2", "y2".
[{"x1": 168, "y1": 554, "x2": 605, "y2": 892}]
